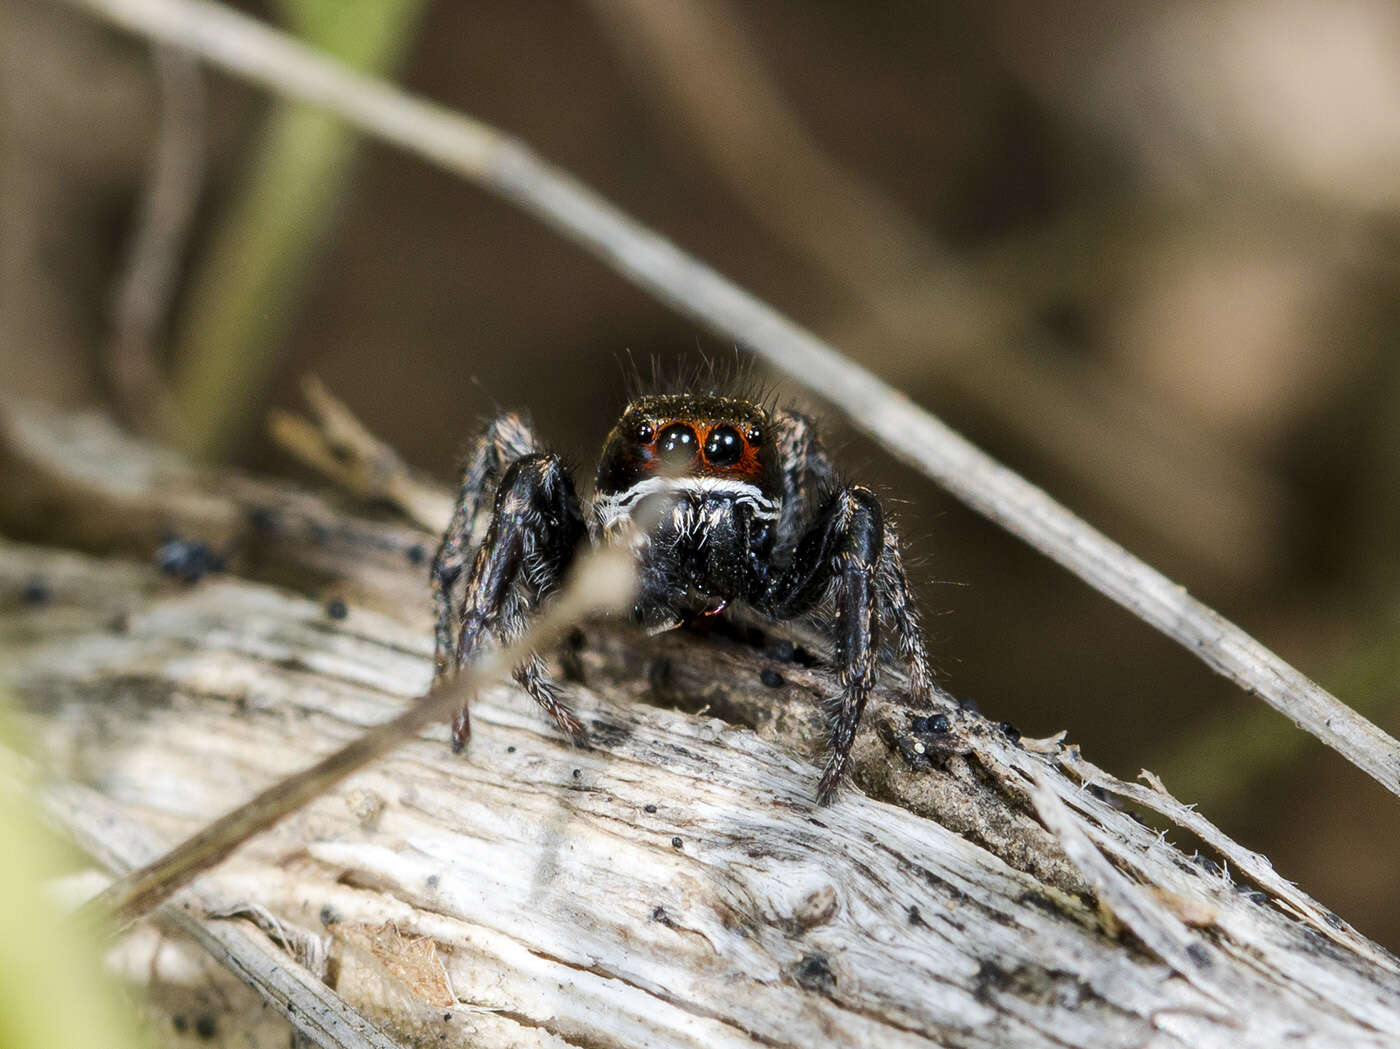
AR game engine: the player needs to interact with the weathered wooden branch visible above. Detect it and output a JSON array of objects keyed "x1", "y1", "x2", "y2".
[{"x1": 2, "y1": 403, "x2": 1399, "y2": 1048}]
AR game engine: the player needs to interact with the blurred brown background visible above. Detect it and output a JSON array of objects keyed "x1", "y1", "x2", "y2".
[{"x1": 5, "y1": 0, "x2": 1400, "y2": 947}]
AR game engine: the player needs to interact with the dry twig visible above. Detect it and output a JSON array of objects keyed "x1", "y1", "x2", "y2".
[{"x1": 269, "y1": 375, "x2": 454, "y2": 532}]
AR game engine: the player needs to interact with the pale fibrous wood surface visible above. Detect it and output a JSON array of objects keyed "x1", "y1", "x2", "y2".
[
  {"x1": 44, "y1": 778, "x2": 403, "y2": 1049},
  {"x1": 2, "y1": 404, "x2": 1400, "y2": 1048}
]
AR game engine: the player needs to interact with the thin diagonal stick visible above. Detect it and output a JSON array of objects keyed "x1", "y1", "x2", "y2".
[
  {"x1": 85, "y1": 547, "x2": 635, "y2": 928},
  {"x1": 60, "y1": 0, "x2": 1400, "y2": 801}
]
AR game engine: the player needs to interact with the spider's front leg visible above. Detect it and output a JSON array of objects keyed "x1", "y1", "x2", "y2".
[
  {"x1": 431, "y1": 420, "x2": 587, "y2": 749},
  {"x1": 431, "y1": 413, "x2": 540, "y2": 683},
  {"x1": 759, "y1": 480, "x2": 933, "y2": 803},
  {"x1": 759, "y1": 485, "x2": 887, "y2": 803}
]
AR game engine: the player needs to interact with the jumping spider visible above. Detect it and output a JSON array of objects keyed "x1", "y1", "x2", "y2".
[{"x1": 431, "y1": 391, "x2": 933, "y2": 802}]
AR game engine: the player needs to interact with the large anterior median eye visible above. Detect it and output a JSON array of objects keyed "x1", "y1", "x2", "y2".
[
  {"x1": 703, "y1": 424, "x2": 743, "y2": 467},
  {"x1": 657, "y1": 422, "x2": 698, "y2": 464}
]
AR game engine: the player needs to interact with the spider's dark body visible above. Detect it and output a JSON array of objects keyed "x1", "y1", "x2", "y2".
[{"x1": 431, "y1": 390, "x2": 932, "y2": 803}]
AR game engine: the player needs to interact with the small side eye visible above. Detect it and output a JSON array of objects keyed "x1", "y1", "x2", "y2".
[
  {"x1": 635, "y1": 421, "x2": 655, "y2": 443},
  {"x1": 746, "y1": 426, "x2": 762, "y2": 444}
]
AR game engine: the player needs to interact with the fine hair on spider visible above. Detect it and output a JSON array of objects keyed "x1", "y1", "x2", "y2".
[
  {"x1": 431, "y1": 355, "x2": 933, "y2": 803},
  {"x1": 618, "y1": 348, "x2": 782, "y2": 412}
]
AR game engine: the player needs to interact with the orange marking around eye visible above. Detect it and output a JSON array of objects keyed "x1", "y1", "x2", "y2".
[
  {"x1": 701, "y1": 422, "x2": 763, "y2": 480},
  {"x1": 635, "y1": 417, "x2": 763, "y2": 480}
]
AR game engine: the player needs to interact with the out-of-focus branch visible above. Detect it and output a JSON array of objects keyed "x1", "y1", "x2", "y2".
[
  {"x1": 269, "y1": 375, "x2": 455, "y2": 532},
  {"x1": 57, "y1": 0, "x2": 1400, "y2": 802},
  {"x1": 585, "y1": 0, "x2": 1289, "y2": 581},
  {"x1": 104, "y1": 46, "x2": 203, "y2": 435}
]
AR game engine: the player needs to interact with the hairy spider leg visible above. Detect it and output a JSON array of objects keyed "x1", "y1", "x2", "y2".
[
  {"x1": 874, "y1": 525, "x2": 934, "y2": 700},
  {"x1": 768, "y1": 410, "x2": 935, "y2": 796},
  {"x1": 432, "y1": 424, "x2": 588, "y2": 748},
  {"x1": 451, "y1": 453, "x2": 587, "y2": 747},
  {"x1": 770, "y1": 408, "x2": 838, "y2": 563},
  {"x1": 431, "y1": 413, "x2": 541, "y2": 683},
  {"x1": 755, "y1": 484, "x2": 884, "y2": 804}
]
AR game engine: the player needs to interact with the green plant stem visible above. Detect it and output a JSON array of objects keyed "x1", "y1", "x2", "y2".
[
  {"x1": 171, "y1": 0, "x2": 428, "y2": 462},
  {"x1": 0, "y1": 713, "x2": 150, "y2": 1049}
]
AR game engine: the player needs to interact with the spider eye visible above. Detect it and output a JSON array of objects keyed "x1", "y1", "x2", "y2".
[
  {"x1": 704, "y1": 424, "x2": 743, "y2": 467},
  {"x1": 656, "y1": 422, "x2": 698, "y2": 464},
  {"x1": 746, "y1": 425, "x2": 762, "y2": 444},
  {"x1": 634, "y1": 421, "x2": 655, "y2": 443}
]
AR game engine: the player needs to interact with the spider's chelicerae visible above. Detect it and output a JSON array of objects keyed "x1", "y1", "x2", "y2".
[{"x1": 430, "y1": 390, "x2": 933, "y2": 802}]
